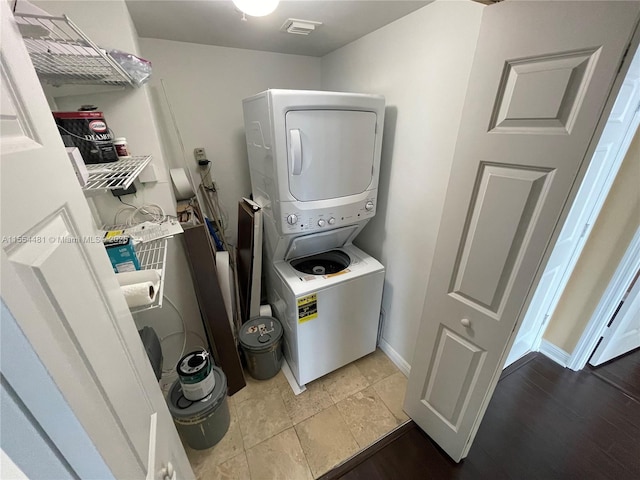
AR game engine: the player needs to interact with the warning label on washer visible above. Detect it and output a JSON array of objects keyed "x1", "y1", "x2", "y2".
[{"x1": 297, "y1": 294, "x2": 318, "y2": 324}]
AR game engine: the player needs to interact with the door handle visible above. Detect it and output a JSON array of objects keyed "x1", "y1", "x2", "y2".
[{"x1": 290, "y1": 129, "x2": 302, "y2": 175}]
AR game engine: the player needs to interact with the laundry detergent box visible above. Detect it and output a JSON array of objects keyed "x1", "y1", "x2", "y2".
[
  {"x1": 53, "y1": 111, "x2": 118, "y2": 164},
  {"x1": 103, "y1": 236, "x2": 141, "y2": 273}
]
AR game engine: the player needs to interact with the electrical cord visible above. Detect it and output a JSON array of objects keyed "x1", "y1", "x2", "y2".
[
  {"x1": 127, "y1": 204, "x2": 166, "y2": 226},
  {"x1": 160, "y1": 330, "x2": 207, "y2": 350},
  {"x1": 160, "y1": 294, "x2": 187, "y2": 375},
  {"x1": 159, "y1": 295, "x2": 210, "y2": 376},
  {"x1": 199, "y1": 162, "x2": 214, "y2": 191},
  {"x1": 113, "y1": 198, "x2": 167, "y2": 226},
  {"x1": 117, "y1": 197, "x2": 137, "y2": 209}
]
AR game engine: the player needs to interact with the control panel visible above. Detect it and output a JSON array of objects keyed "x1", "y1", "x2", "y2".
[{"x1": 281, "y1": 197, "x2": 377, "y2": 234}]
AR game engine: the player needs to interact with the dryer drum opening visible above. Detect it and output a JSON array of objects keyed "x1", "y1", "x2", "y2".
[{"x1": 290, "y1": 250, "x2": 350, "y2": 275}]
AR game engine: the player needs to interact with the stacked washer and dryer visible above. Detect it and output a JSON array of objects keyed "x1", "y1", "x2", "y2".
[{"x1": 242, "y1": 90, "x2": 385, "y2": 389}]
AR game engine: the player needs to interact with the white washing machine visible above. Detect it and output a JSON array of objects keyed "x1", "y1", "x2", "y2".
[{"x1": 270, "y1": 241, "x2": 384, "y2": 386}]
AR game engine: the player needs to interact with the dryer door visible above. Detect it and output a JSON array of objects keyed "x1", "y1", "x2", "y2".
[{"x1": 285, "y1": 109, "x2": 377, "y2": 201}]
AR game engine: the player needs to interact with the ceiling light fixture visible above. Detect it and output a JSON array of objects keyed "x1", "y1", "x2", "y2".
[{"x1": 232, "y1": 0, "x2": 279, "y2": 17}]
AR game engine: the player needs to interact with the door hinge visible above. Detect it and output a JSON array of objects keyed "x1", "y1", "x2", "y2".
[{"x1": 579, "y1": 223, "x2": 590, "y2": 239}]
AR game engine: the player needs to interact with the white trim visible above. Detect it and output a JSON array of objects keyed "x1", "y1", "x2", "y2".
[
  {"x1": 379, "y1": 338, "x2": 411, "y2": 377},
  {"x1": 539, "y1": 339, "x2": 571, "y2": 367},
  {"x1": 567, "y1": 226, "x2": 640, "y2": 370}
]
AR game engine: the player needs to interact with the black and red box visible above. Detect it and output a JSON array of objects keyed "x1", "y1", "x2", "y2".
[{"x1": 53, "y1": 111, "x2": 118, "y2": 164}]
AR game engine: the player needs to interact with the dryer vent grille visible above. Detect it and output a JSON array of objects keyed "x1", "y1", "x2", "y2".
[{"x1": 280, "y1": 18, "x2": 323, "y2": 35}]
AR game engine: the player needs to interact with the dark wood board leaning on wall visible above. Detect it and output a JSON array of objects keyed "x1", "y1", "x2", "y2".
[
  {"x1": 182, "y1": 223, "x2": 245, "y2": 394},
  {"x1": 236, "y1": 201, "x2": 255, "y2": 324}
]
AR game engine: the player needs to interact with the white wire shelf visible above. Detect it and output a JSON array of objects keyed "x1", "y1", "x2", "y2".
[
  {"x1": 83, "y1": 155, "x2": 152, "y2": 192},
  {"x1": 130, "y1": 238, "x2": 168, "y2": 313},
  {"x1": 14, "y1": 13, "x2": 135, "y2": 87}
]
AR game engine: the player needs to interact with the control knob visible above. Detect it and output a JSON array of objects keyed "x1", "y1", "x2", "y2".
[
  {"x1": 286, "y1": 214, "x2": 298, "y2": 225},
  {"x1": 365, "y1": 201, "x2": 374, "y2": 211},
  {"x1": 318, "y1": 219, "x2": 326, "y2": 227},
  {"x1": 328, "y1": 217, "x2": 336, "y2": 225}
]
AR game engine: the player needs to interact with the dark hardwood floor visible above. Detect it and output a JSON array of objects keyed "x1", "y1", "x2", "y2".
[
  {"x1": 590, "y1": 348, "x2": 640, "y2": 402},
  {"x1": 321, "y1": 353, "x2": 640, "y2": 480}
]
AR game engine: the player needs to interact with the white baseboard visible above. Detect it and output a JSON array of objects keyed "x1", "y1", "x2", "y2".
[
  {"x1": 378, "y1": 338, "x2": 411, "y2": 377},
  {"x1": 539, "y1": 339, "x2": 570, "y2": 367}
]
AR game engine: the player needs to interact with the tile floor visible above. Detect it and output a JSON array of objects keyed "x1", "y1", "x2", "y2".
[{"x1": 182, "y1": 349, "x2": 408, "y2": 480}]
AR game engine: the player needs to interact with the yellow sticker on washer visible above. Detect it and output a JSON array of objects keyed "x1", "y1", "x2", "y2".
[{"x1": 297, "y1": 294, "x2": 318, "y2": 323}]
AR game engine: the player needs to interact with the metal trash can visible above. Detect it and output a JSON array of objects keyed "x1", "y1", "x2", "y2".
[
  {"x1": 167, "y1": 365, "x2": 230, "y2": 450},
  {"x1": 239, "y1": 316, "x2": 283, "y2": 380}
]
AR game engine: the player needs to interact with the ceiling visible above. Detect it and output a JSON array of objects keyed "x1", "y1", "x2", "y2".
[{"x1": 125, "y1": 1, "x2": 431, "y2": 57}]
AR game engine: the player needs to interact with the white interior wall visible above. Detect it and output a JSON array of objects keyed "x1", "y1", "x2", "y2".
[
  {"x1": 321, "y1": 0, "x2": 484, "y2": 368},
  {"x1": 137, "y1": 38, "x2": 322, "y2": 246}
]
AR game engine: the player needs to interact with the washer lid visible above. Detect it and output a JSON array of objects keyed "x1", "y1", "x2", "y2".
[
  {"x1": 239, "y1": 316, "x2": 283, "y2": 351},
  {"x1": 167, "y1": 366, "x2": 227, "y2": 420},
  {"x1": 285, "y1": 225, "x2": 358, "y2": 261}
]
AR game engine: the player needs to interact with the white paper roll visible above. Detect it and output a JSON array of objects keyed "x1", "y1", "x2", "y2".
[
  {"x1": 116, "y1": 269, "x2": 161, "y2": 286},
  {"x1": 116, "y1": 269, "x2": 161, "y2": 308},
  {"x1": 259, "y1": 304, "x2": 272, "y2": 317},
  {"x1": 216, "y1": 251, "x2": 234, "y2": 331},
  {"x1": 120, "y1": 282, "x2": 157, "y2": 308},
  {"x1": 170, "y1": 168, "x2": 195, "y2": 200}
]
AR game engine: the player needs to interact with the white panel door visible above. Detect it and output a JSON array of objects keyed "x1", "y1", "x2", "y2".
[
  {"x1": 404, "y1": 1, "x2": 640, "y2": 462},
  {"x1": 0, "y1": 4, "x2": 193, "y2": 479},
  {"x1": 507, "y1": 50, "x2": 640, "y2": 367},
  {"x1": 286, "y1": 110, "x2": 377, "y2": 201},
  {"x1": 590, "y1": 273, "x2": 640, "y2": 366}
]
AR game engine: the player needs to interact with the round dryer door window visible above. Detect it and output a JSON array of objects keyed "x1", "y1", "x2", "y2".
[{"x1": 290, "y1": 250, "x2": 350, "y2": 275}]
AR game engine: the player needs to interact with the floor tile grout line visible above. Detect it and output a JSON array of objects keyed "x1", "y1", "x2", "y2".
[
  {"x1": 350, "y1": 387, "x2": 400, "y2": 447},
  {"x1": 296, "y1": 405, "x2": 361, "y2": 479},
  {"x1": 241, "y1": 419, "x2": 292, "y2": 452},
  {"x1": 234, "y1": 380, "x2": 293, "y2": 453},
  {"x1": 370, "y1": 375, "x2": 409, "y2": 424},
  {"x1": 291, "y1": 421, "x2": 317, "y2": 479},
  {"x1": 244, "y1": 426, "x2": 310, "y2": 480},
  {"x1": 333, "y1": 394, "x2": 368, "y2": 451}
]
